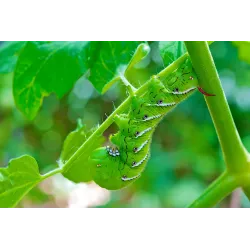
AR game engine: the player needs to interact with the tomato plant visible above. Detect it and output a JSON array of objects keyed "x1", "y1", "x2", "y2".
[{"x1": 1, "y1": 41, "x2": 250, "y2": 208}]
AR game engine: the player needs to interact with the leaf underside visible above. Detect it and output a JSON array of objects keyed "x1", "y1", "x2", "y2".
[
  {"x1": 0, "y1": 155, "x2": 42, "y2": 208},
  {"x1": 61, "y1": 122, "x2": 105, "y2": 183},
  {"x1": 13, "y1": 41, "x2": 91, "y2": 120},
  {"x1": 88, "y1": 41, "x2": 143, "y2": 93}
]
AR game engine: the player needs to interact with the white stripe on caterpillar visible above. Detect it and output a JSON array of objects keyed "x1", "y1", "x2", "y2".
[
  {"x1": 132, "y1": 153, "x2": 149, "y2": 168},
  {"x1": 134, "y1": 140, "x2": 149, "y2": 153},
  {"x1": 135, "y1": 127, "x2": 152, "y2": 138},
  {"x1": 172, "y1": 87, "x2": 196, "y2": 95},
  {"x1": 143, "y1": 114, "x2": 162, "y2": 121},
  {"x1": 147, "y1": 102, "x2": 176, "y2": 107},
  {"x1": 121, "y1": 174, "x2": 141, "y2": 182}
]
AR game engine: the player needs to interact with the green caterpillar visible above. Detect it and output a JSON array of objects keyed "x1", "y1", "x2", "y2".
[{"x1": 88, "y1": 58, "x2": 213, "y2": 190}]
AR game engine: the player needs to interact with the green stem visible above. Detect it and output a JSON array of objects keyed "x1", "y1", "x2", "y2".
[
  {"x1": 185, "y1": 41, "x2": 249, "y2": 173},
  {"x1": 188, "y1": 172, "x2": 238, "y2": 208},
  {"x1": 41, "y1": 166, "x2": 62, "y2": 179},
  {"x1": 189, "y1": 171, "x2": 250, "y2": 207}
]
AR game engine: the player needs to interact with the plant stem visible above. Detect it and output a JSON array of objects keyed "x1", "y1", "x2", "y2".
[
  {"x1": 41, "y1": 166, "x2": 62, "y2": 179},
  {"x1": 189, "y1": 171, "x2": 250, "y2": 207},
  {"x1": 185, "y1": 41, "x2": 249, "y2": 174},
  {"x1": 188, "y1": 172, "x2": 238, "y2": 208}
]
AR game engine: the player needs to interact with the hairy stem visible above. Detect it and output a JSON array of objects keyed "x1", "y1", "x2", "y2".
[{"x1": 185, "y1": 41, "x2": 249, "y2": 174}]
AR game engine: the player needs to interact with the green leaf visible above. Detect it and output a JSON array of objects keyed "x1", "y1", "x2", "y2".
[
  {"x1": 0, "y1": 41, "x2": 26, "y2": 73},
  {"x1": 61, "y1": 120, "x2": 105, "y2": 183},
  {"x1": 13, "y1": 41, "x2": 91, "y2": 120},
  {"x1": 159, "y1": 41, "x2": 187, "y2": 66},
  {"x1": 125, "y1": 43, "x2": 151, "y2": 73},
  {"x1": 124, "y1": 43, "x2": 151, "y2": 87},
  {"x1": 232, "y1": 41, "x2": 250, "y2": 64},
  {"x1": 88, "y1": 41, "x2": 143, "y2": 93},
  {"x1": 0, "y1": 155, "x2": 42, "y2": 208}
]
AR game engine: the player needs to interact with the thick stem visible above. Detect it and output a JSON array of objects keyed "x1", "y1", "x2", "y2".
[
  {"x1": 185, "y1": 41, "x2": 249, "y2": 174},
  {"x1": 189, "y1": 171, "x2": 250, "y2": 207},
  {"x1": 188, "y1": 172, "x2": 238, "y2": 208}
]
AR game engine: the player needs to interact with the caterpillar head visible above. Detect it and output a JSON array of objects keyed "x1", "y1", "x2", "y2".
[{"x1": 89, "y1": 147, "x2": 137, "y2": 190}]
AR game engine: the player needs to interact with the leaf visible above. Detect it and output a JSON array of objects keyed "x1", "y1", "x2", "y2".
[
  {"x1": 13, "y1": 41, "x2": 91, "y2": 120},
  {"x1": 123, "y1": 43, "x2": 151, "y2": 87},
  {"x1": 159, "y1": 41, "x2": 187, "y2": 66},
  {"x1": 88, "y1": 41, "x2": 143, "y2": 93},
  {"x1": 0, "y1": 155, "x2": 42, "y2": 208},
  {"x1": 61, "y1": 120, "x2": 105, "y2": 183},
  {"x1": 125, "y1": 43, "x2": 151, "y2": 73},
  {"x1": 232, "y1": 41, "x2": 250, "y2": 64},
  {"x1": 0, "y1": 41, "x2": 26, "y2": 73}
]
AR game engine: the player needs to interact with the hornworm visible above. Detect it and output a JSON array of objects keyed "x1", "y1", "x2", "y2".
[{"x1": 89, "y1": 58, "x2": 214, "y2": 190}]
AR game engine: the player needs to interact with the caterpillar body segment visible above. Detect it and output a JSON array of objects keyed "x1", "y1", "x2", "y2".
[
  {"x1": 89, "y1": 147, "x2": 128, "y2": 190},
  {"x1": 110, "y1": 131, "x2": 152, "y2": 153},
  {"x1": 111, "y1": 115, "x2": 156, "y2": 139},
  {"x1": 89, "y1": 58, "x2": 200, "y2": 190}
]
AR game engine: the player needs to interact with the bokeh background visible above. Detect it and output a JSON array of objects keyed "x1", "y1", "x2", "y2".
[{"x1": 1, "y1": 41, "x2": 250, "y2": 208}]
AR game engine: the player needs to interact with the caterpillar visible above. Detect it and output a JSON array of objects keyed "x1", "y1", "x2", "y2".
[{"x1": 88, "y1": 58, "x2": 214, "y2": 190}]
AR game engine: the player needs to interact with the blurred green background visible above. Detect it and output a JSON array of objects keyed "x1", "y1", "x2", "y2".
[{"x1": 1, "y1": 41, "x2": 250, "y2": 208}]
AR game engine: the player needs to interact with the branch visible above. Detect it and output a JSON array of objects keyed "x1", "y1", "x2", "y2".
[
  {"x1": 189, "y1": 171, "x2": 250, "y2": 207},
  {"x1": 188, "y1": 172, "x2": 238, "y2": 208},
  {"x1": 185, "y1": 41, "x2": 249, "y2": 174}
]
